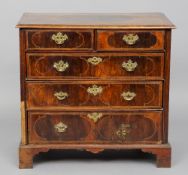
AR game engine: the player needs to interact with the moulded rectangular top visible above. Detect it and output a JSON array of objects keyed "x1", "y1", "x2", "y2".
[{"x1": 16, "y1": 13, "x2": 175, "y2": 29}]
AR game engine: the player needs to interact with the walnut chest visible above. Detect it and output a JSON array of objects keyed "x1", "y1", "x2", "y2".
[{"x1": 17, "y1": 13, "x2": 175, "y2": 168}]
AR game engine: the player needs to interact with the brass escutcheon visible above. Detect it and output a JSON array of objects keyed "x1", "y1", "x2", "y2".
[
  {"x1": 54, "y1": 121, "x2": 68, "y2": 133},
  {"x1": 54, "y1": 91, "x2": 68, "y2": 101},
  {"x1": 122, "y1": 34, "x2": 139, "y2": 45},
  {"x1": 87, "y1": 112, "x2": 103, "y2": 123},
  {"x1": 121, "y1": 91, "x2": 136, "y2": 101},
  {"x1": 87, "y1": 57, "x2": 103, "y2": 65},
  {"x1": 87, "y1": 85, "x2": 103, "y2": 96},
  {"x1": 122, "y1": 59, "x2": 138, "y2": 72},
  {"x1": 53, "y1": 60, "x2": 69, "y2": 72},
  {"x1": 116, "y1": 124, "x2": 131, "y2": 140},
  {"x1": 51, "y1": 32, "x2": 68, "y2": 45}
]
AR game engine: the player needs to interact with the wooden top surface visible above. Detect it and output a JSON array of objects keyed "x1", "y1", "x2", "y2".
[{"x1": 16, "y1": 13, "x2": 175, "y2": 29}]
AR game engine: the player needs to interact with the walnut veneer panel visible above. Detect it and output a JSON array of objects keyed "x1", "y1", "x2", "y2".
[
  {"x1": 27, "y1": 53, "x2": 164, "y2": 80},
  {"x1": 28, "y1": 111, "x2": 162, "y2": 144},
  {"x1": 26, "y1": 81, "x2": 163, "y2": 109},
  {"x1": 97, "y1": 30, "x2": 164, "y2": 51},
  {"x1": 26, "y1": 30, "x2": 93, "y2": 50}
]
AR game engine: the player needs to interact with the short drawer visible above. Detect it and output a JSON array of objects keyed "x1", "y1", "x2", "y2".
[
  {"x1": 27, "y1": 53, "x2": 164, "y2": 80},
  {"x1": 97, "y1": 30, "x2": 164, "y2": 51},
  {"x1": 26, "y1": 81, "x2": 162, "y2": 109},
  {"x1": 28, "y1": 111, "x2": 162, "y2": 144},
  {"x1": 26, "y1": 30, "x2": 94, "y2": 50}
]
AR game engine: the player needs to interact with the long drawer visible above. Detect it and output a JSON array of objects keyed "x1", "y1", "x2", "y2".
[
  {"x1": 28, "y1": 111, "x2": 162, "y2": 144},
  {"x1": 26, "y1": 81, "x2": 163, "y2": 109},
  {"x1": 26, "y1": 53, "x2": 164, "y2": 80}
]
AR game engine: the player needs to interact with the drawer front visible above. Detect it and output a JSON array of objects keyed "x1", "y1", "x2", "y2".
[
  {"x1": 26, "y1": 82, "x2": 162, "y2": 109},
  {"x1": 27, "y1": 53, "x2": 164, "y2": 80},
  {"x1": 97, "y1": 30, "x2": 164, "y2": 51},
  {"x1": 29, "y1": 112, "x2": 92, "y2": 143},
  {"x1": 28, "y1": 112, "x2": 162, "y2": 144},
  {"x1": 26, "y1": 30, "x2": 93, "y2": 50}
]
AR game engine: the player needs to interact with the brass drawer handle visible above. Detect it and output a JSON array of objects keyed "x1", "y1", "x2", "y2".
[
  {"x1": 87, "y1": 85, "x2": 103, "y2": 96},
  {"x1": 116, "y1": 124, "x2": 131, "y2": 140},
  {"x1": 87, "y1": 112, "x2": 103, "y2": 122},
  {"x1": 51, "y1": 32, "x2": 68, "y2": 45},
  {"x1": 87, "y1": 57, "x2": 103, "y2": 65},
  {"x1": 54, "y1": 121, "x2": 68, "y2": 133},
  {"x1": 54, "y1": 91, "x2": 68, "y2": 100},
  {"x1": 53, "y1": 60, "x2": 69, "y2": 72},
  {"x1": 122, "y1": 34, "x2": 139, "y2": 45},
  {"x1": 122, "y1": 59, "x2": 138, "y2": 72},
  {"x1": 121, "y1": 91, "x2": 136, "y2": 101}
]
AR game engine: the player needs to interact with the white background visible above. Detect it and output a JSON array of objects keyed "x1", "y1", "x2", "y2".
[{"x1": 0, "y1": 0, "x2": 187, "y2": 174}]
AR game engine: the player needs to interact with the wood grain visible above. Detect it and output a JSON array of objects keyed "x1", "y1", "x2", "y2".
[
  {"x1": 26, "y1": 30, "x2": 94, "y2": 50},
  {"x1": 19, "y1": 30, "x2": 27, "y2": 145},
  {"x1": 97, "y1": 30, "x2": 164, "y2": 51},
  {"x1": 28, "y1": 111, "x2": 162, "y2": 144},
  {"x1": 16, "y1": 13, "x2": 175, "y2": 29},
  {"x1": 27, "y1": 53, "x2": 164, "y2": 80},
  {"x1": 26, "y1": 81, "x2": 163, "y2": 109},
  {"x1": 162, "y1": 30, "x2": 171, "y2": 143}
]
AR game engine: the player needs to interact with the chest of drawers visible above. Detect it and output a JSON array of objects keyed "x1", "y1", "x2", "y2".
[{"x1": 17, "y1": 13, "x2": 175, "y2": 168}]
